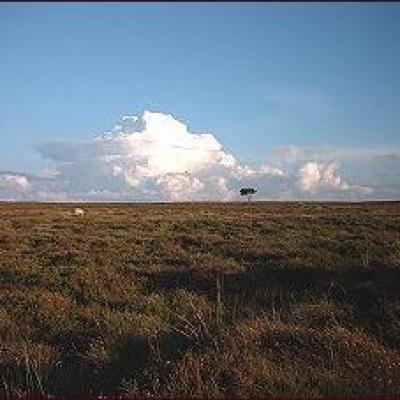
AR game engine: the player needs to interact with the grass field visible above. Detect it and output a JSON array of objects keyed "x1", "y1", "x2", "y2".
[{"x1": 0, "y1": 201, "x2": 399, "y2": 397}]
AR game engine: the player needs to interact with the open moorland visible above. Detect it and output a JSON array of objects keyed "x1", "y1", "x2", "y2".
[{"x1": 0, "y1": 202, "x2": 399, "y2": 397}]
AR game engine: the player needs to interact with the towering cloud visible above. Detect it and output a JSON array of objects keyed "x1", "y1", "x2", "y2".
[{"x1": 99, "y1": 111, "x2": 239, "y2": 197}]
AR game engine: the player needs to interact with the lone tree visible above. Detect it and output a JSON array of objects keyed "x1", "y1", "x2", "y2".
[{"x1": 240, "y1": 187, "x2": 257, "y2": 202}]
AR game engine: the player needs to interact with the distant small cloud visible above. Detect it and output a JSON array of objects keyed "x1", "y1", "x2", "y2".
[
  {"x1": 36, "y1": 167, "x2": 61, "y2": 179},
  {"x1": 263, "y1": 86, "x2": 328, "y2": 108},
  {"x1": 0, "y1": 174, "x2": 31, "y2": 192},
  {"x1": 297, "y1": 162, "x2": 350, "y2": 192},
  {"x1": 259, "y1": 164, "x2": 285, "y2": 177}
]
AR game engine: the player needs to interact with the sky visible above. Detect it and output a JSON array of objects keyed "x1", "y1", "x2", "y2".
[{"x1": 0, "y1": 3, "x2": 400, "y2": 202}]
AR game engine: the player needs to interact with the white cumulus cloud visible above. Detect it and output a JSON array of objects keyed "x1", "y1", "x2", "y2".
[
  {"x1": 298, "y1": 162, "x2": 350, "y2": 192},
  {"x1": 100, "y1": 111, "x2": 233, "y2": 186}
]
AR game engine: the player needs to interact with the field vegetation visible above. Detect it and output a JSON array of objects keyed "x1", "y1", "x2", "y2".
[{"x1": 0, "y1": 202, "x2": 399, "y2": 397}]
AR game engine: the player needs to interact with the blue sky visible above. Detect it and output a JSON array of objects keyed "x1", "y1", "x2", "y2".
[{"x1": 0, "y1": 3, "x2": 400, "y2": 201}]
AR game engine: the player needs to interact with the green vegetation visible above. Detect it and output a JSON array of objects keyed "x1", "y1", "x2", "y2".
[{"x1": 0, "y1": 201, "x2": 399, "y2": 397}]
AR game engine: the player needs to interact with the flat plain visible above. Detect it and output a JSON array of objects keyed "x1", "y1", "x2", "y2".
[{"x1": 0, "y1": 202, "x2": 399, "y2": 397}]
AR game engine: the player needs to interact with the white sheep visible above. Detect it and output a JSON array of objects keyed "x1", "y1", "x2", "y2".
[{"x1": 73, "y1": 208, "x2": 85, "y2": 216}]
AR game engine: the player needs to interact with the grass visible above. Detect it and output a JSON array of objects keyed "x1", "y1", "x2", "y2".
[{"x1": 0, "y1": 201, "x2": 399, "y2": 396}]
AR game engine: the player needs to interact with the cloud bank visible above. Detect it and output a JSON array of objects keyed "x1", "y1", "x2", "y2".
[
  {"x1": 0, "y1": 110, "x2": 398, "y2": 202},
  {"x1": 29, "y1": 111, "x2": 283, "y2": 202}
]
